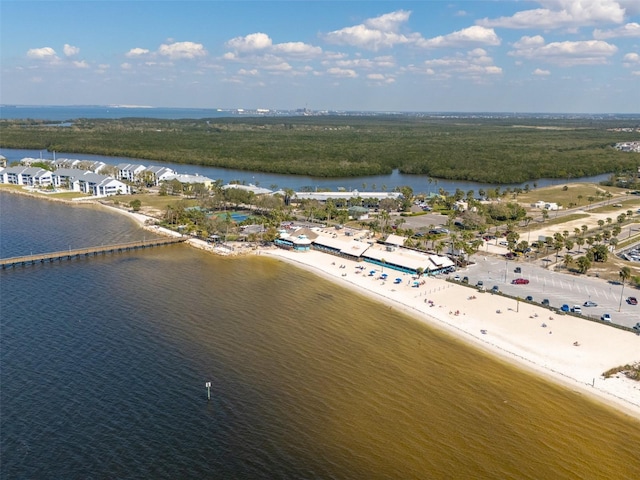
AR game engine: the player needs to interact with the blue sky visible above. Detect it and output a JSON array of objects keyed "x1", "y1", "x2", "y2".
[{"x1": 1, "y1": 1, "x2": 639, "y2": 113}]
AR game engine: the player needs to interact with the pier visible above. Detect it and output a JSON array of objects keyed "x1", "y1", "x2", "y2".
[{"x1": 0, "y1": 237, "x2": 187, "y2": 269}]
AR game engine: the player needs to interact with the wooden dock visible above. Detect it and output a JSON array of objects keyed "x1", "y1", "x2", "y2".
[{"x1": 0, "y1": 237, "x2": 187, "y2": 269}]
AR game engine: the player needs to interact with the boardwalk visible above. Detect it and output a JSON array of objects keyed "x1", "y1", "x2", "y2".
[{"x1": 1, "y1": 237, "x2": 187, "y2": 269}]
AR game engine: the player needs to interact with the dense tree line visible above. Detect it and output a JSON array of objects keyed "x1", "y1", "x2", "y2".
[{"x1": 1, "y1": 116, "x2": 638, "y2": 183}]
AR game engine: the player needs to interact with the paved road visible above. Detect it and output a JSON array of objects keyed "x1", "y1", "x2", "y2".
[{"x1": 451, "y1": 255, "x2": 639, "y2": 328}]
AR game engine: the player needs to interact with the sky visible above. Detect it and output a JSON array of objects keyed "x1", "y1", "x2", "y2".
[{"x1": 1, "y1": 0, "x2": 639, "y2": 113}]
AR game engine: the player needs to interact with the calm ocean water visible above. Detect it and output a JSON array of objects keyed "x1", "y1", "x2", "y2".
[{"x1": 2, "y1": 192, "x2": 640, "y2": 479}]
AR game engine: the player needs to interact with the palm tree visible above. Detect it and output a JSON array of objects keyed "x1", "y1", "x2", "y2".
[
  {"x1": 618, "y1": 266, "x2": 631, "y2": 312},
  {"x1": 563, "y1": 254, "x2": 573, "y2": 270}
]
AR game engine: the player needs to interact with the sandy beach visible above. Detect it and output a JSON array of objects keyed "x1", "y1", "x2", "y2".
[
  {"x1": 61, "y1": 198, "x2": 640, "y2": 420},
  {"x1": 263, "y1": 248, "x2": 640, "y2": 419}
]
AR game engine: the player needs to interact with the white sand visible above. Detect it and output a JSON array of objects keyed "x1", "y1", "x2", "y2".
[{"x1": 97, "y1": 202, "x2": 640, "y2": 419}]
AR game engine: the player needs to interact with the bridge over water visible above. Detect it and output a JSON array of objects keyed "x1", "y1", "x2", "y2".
[{"x1": 0, "y1": 237, "x2": 187, "y2": 269}]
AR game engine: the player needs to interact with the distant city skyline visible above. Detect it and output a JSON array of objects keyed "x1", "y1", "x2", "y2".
[{"x1": 1, "y1": 1, "x2": 639, "y2": 113}]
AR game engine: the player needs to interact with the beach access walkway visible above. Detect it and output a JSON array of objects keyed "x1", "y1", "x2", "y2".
[{"x1": 0, "y1": 237, "x2": 187, "y2": 269}]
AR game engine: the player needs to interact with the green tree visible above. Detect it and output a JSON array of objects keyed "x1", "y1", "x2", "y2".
[
  {"x1": 576, "y1": 256, "x2": 591, "y2": 274},
  {"x1": 618, "y1": 266, "x2": 631, "y2": 312},
  {"x1": 129, "y1": 199, "x2": 142, "y2": 212}
]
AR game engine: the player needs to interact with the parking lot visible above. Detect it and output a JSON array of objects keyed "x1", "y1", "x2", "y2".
[{"x1": 451, "y1": 256, "x2": 639, "y2": 328}]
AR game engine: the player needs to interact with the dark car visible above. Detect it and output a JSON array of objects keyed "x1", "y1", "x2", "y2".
[
  {"x1": 627, "y1": 297, "x2": 638, "y2": 305},
  {"x1": 525, "y1": 295, "x2": 534, "y2": 302},
  {"x1": 511, "y1": 278, "x2": 530, "y2": 285},
  {"x1": 491, "y1": 285, "x2": 499, "y2": 293},
  {"x1": 514, "y1": 267, "x2": 521, "y2": 273},
  {"x1": 462, "y1": 276, "x2": 469, "y2": 284},
  {"x1": 583, "y1": 300, "x2": 598, "y2": 307},
  {"x1": 561, "y1": 304, "x2": 570, "y2": 312},
  {"x1": 541, "y1": 299, "x2": 550, "y2": 306}
]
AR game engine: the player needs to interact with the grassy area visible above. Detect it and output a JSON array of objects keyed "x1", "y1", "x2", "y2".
[
  {"x1": 516, "y1": 183, "x2": 629, "y2": 207},
  {"x1": 532, "y1": 213, "x2": 590, "y2": 228}
]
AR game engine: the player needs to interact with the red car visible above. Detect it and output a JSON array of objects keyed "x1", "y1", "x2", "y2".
[
  {"x1": 511, "y1": 278, "x2": 530, "y2": 285},
  {"x1": 627, "y1": 297, "x2": 638, "y2": 305}
]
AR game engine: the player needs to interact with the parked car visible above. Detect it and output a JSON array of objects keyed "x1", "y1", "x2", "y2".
[
  {"x1": 571, "y1": 305, "x2": 582, "y2": 314},
  {"x1": 627, "y1": 297, "x2": 638, "y2": 305},
  {"x1": 561, "y1": 304, "x2": 570, "y2": 312},
  {"x1": 541, "y1": 299, "x2": 550, "y2": 306},
  {"x1": 583, "y1": 300, "x2": 598, "y2": 307},
  {"x1": 462, "y1": 276, "x2": 469, "y2": 284},
  {"x1": 633, "y1": 322, "x2": 640, "y2": 332},
  {"x1": 476, "y1": 280, "x2": 484, "y2": 288},
  {"x1": 453, "y1": 275, "x2": 461, "y2": 281},
  {"x1": 491, "y1": 285, "x2": 499, "y2": 293},
  {"x1": 601, "y1": 313, "x2": 612, "y2": 322},
  {"x1": 525, "y1": 295, "x2": 533, "y2": 302},
  {"x1": 514, "y1": 267, "x2": 521, "y2": 273},
  {"x1": 511, "y1": 278, "x2": 530, "y2": 285}
]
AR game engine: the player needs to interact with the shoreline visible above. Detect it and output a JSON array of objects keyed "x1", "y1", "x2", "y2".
[{"x1": 6, "y1": 189, "x2": 640, "y2": 420}]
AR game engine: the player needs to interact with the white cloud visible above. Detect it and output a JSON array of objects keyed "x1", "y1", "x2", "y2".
[
  {"x1": 509, "y1": 37, "x2": 617, "y2": 65},
  {"x1": 416, "y1": 26, "x2": 501, "y2": 49},
  {"x1": 366, "y1": 73, "x2": 396, "y2": 85},
  {"x1": 72, "y1": 60, "x2": 89, "y2": 69},
  {"x1": 364, "y1": 10, "x2": 411, "y2": 32},
  {"x1": 593, "y1": 22, "x2": 640, "y2": 39},
  {"x1": 326, "y1": 67, "x2": 358, "y2": 78},
  {"x1": 264, "y1": 62, "x2": 293, "y2": 72},
  {"x1": 27, "y1": 47, "x2": 58, "y2": 60},
  {"x1": 418, "y1": 49, "x2": 503, "y2": 80},
  {"x1": 158, "y1": 41, "x2": 207, "y2": 60},
  {"x1": 120, "y1": 63, "x2": 133, "y2": 70},
  {"x1": 533, "y1": 68, "x2": 551, "y2": 75},
  {"x1": 272, "y1": 42, "x2": 322, "y2": 57},
  {"x1": 63, "y1": 44, "x2": 80, "y2": 57},
  {"x1": 126, "y1": 48, "x2": 150, "y2": 58},
  {"x1": 623, "y1": 52, "x2": 640, "y2": 67},
  {"x1": 224, "y1": 33, "x2": 322, "y2": 68},
  {"x1": 226, "y1": 33, "x2": 273, "y2": 52},
  {"x1": 238, "y1": 68, "x2": 259, "y2": 76},
  {"x1": 478, "y1": 0, "x2": 626, "y2": 30},
  {"x1": 323, "y1": 10, "x2": 418, "y2": 50}
]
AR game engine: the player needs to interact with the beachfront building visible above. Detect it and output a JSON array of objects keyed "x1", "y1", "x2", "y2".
[
  {"x1": 52, "y1": 168, "x2": 130, "y2": 196},
  {"x1": 274, "y1": 232, "x2": 313, "y2": 251},
  {"x1": 384, "y1": 234, "x2": 406, "y2": 248},
  {"x1": 1, "y1": 166, "x2": 54, "y2": 187},
  {"x1": 275, "y1": 225, "x2": 454, "y2": 275},
  {"x1": 0, "y1": 166, "x2": 53, "y2": 187},
  {"x1": 312, "y1": 235, "x2": 371, "y2": 260},
  {"x1": 362, "y1": 245, "x2": 455, "y2": 275}
]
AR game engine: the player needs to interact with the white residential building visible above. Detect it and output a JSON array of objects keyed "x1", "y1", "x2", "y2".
[
  {"x1": 0, "y1": 166, "x2": 53, "y2": 187},
  {"x1": 144, "y1": 166, "x2": 176, "y2": 185},
  {"x1": 116, "y1": 163, "x2": 146, "y2": 182}
]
